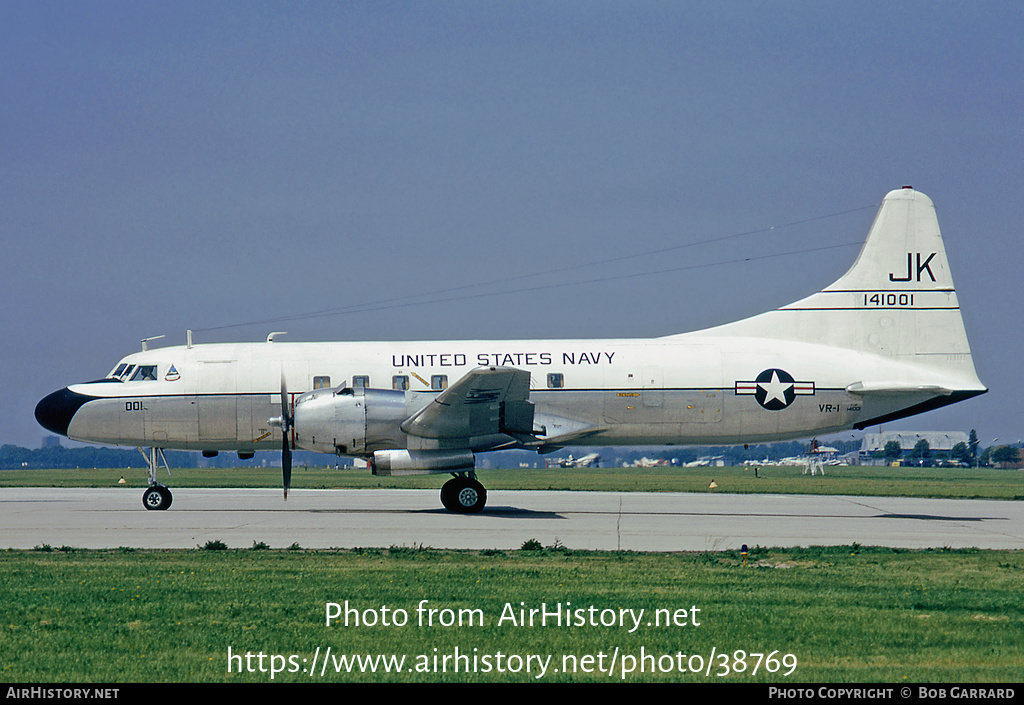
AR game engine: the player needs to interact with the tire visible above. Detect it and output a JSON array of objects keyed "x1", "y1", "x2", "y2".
[
  {"x1": 440, "y1": 480, "x2": 457, "y2": 511},
  {"x1": 440, "y1": 477, "x2": 486, "y2": 514},
  {"x1": 143, "y1": 485, "x2": 172, "y2": 511}
]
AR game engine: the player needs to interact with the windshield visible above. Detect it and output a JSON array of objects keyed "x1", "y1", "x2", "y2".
[{"x1": 107, "y1": 362, "x2": 160, "y2": 381}]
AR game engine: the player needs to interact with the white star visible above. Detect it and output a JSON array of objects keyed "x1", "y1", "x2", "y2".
[{"x1": 758, "y1": 371, "x2": 792, "y2": 406}]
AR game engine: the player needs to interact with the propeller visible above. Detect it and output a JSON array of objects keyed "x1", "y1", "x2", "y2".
[{"x1": 268, "y1": 374, "x2": 293, "y2": 500}]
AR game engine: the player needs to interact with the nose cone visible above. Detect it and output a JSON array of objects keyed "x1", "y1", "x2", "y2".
[{"x1": 35, "y1": 388, "x2": 94, "y2": 436}]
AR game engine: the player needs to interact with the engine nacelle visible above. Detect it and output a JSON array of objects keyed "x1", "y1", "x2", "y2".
[
  {"x1": 372, "y1": 449, "x2": 476, "y2": 476},
  {"x1": 292, "y1": 387, "x2": 407, "y2": 455}
]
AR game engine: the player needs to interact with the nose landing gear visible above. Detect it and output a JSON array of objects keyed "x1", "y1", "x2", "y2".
[
  {"x1": 139, "y1": 447, "x2": 173, "y2": 511},
  {"x1": 143, "y1": 484, "x2": 172, "y2": 510}
]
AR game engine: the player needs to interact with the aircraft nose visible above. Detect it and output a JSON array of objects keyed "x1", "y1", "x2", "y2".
[{"x1": 35, "y1": 388, "x2": 94, "y2": 437}]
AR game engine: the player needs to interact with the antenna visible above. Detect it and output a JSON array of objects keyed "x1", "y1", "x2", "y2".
[{"x1": 141, "y1": 335, "x2": 165, "y2": 352}]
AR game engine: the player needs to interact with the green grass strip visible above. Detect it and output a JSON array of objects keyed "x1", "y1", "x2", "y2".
[
  {"x1": 2, "y1": 464, "x2": 1023, "y2": 500},
  {"x1": 3, "y1": 546, "x2": 1022, "y2": 683}
]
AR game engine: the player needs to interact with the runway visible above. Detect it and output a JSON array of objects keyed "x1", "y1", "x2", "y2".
[{"x1": 3, "y1": 487, "x2": 1023, "y2": 551}]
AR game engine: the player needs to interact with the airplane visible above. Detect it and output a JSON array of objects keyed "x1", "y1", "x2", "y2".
[
  {"x1": 549, "y1": 453, "x2": 601, "y2": 468},
  {"x1": 35, "y1": 187, "x2": 986, "y2": 513}
]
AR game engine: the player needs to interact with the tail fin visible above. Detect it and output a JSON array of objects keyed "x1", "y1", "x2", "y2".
[{"x1": 696, "y1": 188, "x2": 985, "y2": 389}]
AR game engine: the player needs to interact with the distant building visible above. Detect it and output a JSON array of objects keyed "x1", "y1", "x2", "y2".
[
  {"x1": 860, "y1": 431, "x2": 969, "y2": 465},
  {"x1": 42, "y1": 435, "x2": 61, "y2": 449}
]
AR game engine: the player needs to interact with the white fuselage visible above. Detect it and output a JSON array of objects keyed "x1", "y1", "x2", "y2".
[{"x1": 59, "y1": 332, "x2": 971, "y2": 455}]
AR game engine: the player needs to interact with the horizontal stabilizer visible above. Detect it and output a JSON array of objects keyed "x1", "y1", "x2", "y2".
[{"x1": 846, "y1": 382, "x2": 953, "y2": 396}]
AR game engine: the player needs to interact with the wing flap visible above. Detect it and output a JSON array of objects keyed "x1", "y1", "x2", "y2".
[{"x1": 511, "y1": 411, "x2": 604, "y2": 453}]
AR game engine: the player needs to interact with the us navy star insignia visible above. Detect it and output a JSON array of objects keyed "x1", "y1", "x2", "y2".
[{"x1": 735, "y1": 369, "x2": 815, "y2": 410}]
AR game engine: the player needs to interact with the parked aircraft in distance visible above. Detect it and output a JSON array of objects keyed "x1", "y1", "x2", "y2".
[
  {"x1": 36, "y1": 188, "x2": 986, "y2": 513},
  {"x1": 549, "y1": 453, "x2": 601, "y2": 468}
]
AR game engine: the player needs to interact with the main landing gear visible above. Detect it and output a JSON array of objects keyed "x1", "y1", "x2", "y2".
[
  {"x1": 139, "y1": 447, "x2": 173, "y2": 511},
  {"x1": 440, "y1": 473, "x2": 487, "y2": 514}
]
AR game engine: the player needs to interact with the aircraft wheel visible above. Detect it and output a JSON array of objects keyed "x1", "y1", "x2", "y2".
[
  {"x1": 440, "y1": 477, "x2": 486, "y2": 514},
  {"x1": 143, "y1": 485, "x2": 172, "y2": 511},
  {"x1": 439, "y1": 481, "x2": 455, "y2": 511}
]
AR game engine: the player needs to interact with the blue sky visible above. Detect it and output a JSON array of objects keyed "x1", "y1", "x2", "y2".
[{"x1": 2, "y1": 2, "x2": 1021, "y2": 449}]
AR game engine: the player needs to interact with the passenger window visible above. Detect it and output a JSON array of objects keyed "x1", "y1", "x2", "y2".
[
  {"x1": 431, "y1": 375, "x2": 448, "y2": 390},
  {"x1": 352, "y1": 375, "x2": 369, "y2": 389},
  {"x1": 313, "y1": 376, "x2": 331, "y2": 389},
  {"x1": 392, "y1": 375, "x2": 409, "y2": 391},
  {"x1": 547, "y1": 373, "x2": 564, "y2": 389}
]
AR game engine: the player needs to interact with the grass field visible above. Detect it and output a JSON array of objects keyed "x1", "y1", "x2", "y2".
[
  {"x1": 2, "y1": 463, "x2": 1022, "y2": 500},
  {"x1": 2, "y1": 545, "x2": 1023, "y2": 683},
  {"x1": 3, "y1": 464, "x2": 1022, "y2": 683}
]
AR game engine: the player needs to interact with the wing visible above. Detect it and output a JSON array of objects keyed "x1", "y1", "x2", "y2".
[{"x1": 400, "y1": 367, "x2": 535, "y2": 440}]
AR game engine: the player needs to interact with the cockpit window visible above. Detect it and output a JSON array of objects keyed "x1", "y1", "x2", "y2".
[
  {"x1": 119, "y1": 365, "x2": 136, "y2": 380},
  {"x1": 130, "y1": 365, "x2": 158, "y2": 381},
  {"x1": 110, "y1": 364, "x2": 128, "y2": 379}
]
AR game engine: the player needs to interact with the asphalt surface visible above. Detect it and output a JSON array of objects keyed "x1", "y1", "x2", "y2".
[{"x1": 3, "y1": 487, "x2": 1023, "y2": 551}]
